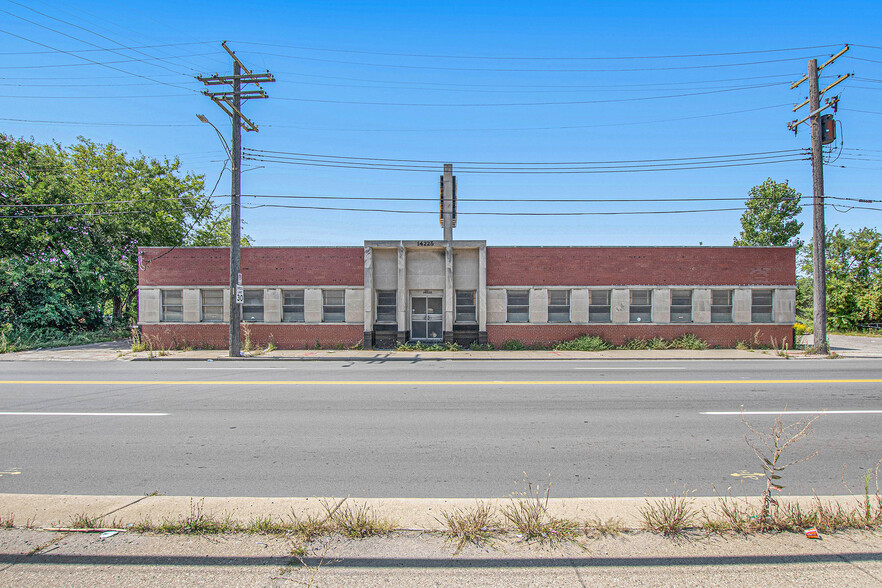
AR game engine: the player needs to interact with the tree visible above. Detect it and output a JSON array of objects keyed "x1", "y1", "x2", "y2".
[
  {"x1": 734, "y1": 178, "x2": 803, "y2": 247},
  {"x1": 0, "y1": 134, "x2": 228, "y2": 335},
  {"x1": 798, "y1": 226, "x2": 882, "y2": 329}
]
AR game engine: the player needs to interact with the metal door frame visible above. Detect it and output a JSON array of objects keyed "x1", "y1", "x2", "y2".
[{"x1": 410, "y1": 292, "x2": 443, "y2": 342}]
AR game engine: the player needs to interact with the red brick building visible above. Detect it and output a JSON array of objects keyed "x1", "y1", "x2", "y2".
[{"x1": 138, "y1": 242, "x2": 796, "y2": 349}]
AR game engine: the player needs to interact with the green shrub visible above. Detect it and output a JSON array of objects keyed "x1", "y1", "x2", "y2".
[
  {"x1": 670, "y1": 333, "x2": 708, "y2": 350},
  {"x1": 501, "y1": 339, "x2": 526, "y2": 351},
  {"x1": 469, "y1": 342, "x2": 494, "y2": 351},
  {"x1": 647, "y1": 336, "x2": 670, "y2": 350},
  {"x1": 552, "y1": 335, "x2": 612, "y2": 352},
  {"x1": 620, "y1": 337, "x2": 650, "y2": 350}
]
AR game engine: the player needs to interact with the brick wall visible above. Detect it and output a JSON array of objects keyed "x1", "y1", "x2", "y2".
[
  {"x1": 140, "y1": 324, "x2": 364, "y2": 350},
  {"x1": 138, "y1": 247, "x2": 364, "y2": 286},
  {"x1": 486, "y1": 247, "x2": 796, "y2": 287},
  {"x1": 487, "y1": 324, "x2": 793, "y2": 348}
]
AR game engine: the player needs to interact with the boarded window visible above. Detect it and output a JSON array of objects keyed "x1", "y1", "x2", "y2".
[
  {"x1": 506, "y1": 290, "x2": 530, "y2": 323},
  {"x1": 589, "y1": 290, "x2": 611, "y2": 323},
  {"x1": 630, "y1": 290, "x2": 652, "y2": 323},
  {"x1": 201, "y1": 290, "x2": 223, "y2": 323},
  {"x1": 161, "y1": 290, "x2": 183, "y2": 323},
  {"x1": 752, "y1": 290, "x2": 773, "y2": 323},
  {"x1": 376, "y1": 290, "x2": 397, "y2": 323},
  {"x1": 547, "y1": 290, "x2": 570, "y2": 323},
  {"x1": 323, "y1": 290, "x2": 346, "y2": 323},
  {"x1": 282, "y1": 290, "x2": 304, "y2": 322},
  {"x1": 455, "y1": 290, "x2": 477, "y2": 323},
  {"x1": 670, "y1": 289, "x2": 692, "y2": 323},
  {"x1": 242, "y1": 290, "x2": 264, "y2": 322},
  {"x1": 711, "y1": 290, "x2": 733, "y2": 323}
]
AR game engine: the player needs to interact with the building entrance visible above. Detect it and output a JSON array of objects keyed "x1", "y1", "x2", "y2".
[{"x1": 410, "y1": 295, "x2": 443, "y2": 341}]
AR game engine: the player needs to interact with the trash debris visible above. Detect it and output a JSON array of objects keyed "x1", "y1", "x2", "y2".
[
  {"x1": 805, "y1": 527, "x2": 821, "y2": 539},
  {"x1": 99, "y1": 530, "x2": 119, "y2": 538}
]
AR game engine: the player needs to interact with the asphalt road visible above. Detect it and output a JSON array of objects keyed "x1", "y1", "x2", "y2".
[{"x1": 0, "y1": 359, "x2": 880, "y2": 498}]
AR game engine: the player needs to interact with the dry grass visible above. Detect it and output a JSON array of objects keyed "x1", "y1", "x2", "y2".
[
  {"x1": 639, "y1": 491, "x2": 697, "y2": 536},
  {"x1": 501, "y1": 480, "x2": 581, "y2": 545},
  {"x1": 584, "y1": 516, "x2": 628, "y2": 537},
  {"x1": 320, "y1": 499, "x2": 396, "y2": 539},
  {"x1": 437, "y1": 501, "x2": 500, "y2": 554}
]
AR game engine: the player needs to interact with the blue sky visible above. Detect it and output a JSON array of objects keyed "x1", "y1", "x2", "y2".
[{"x1": 2, "y1": 0, "x2": 880, "y2": 246}]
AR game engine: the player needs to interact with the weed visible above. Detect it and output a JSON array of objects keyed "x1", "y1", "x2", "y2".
[
  {"x1": 501, "y1": 479, "x2": 581, "y2": 544},
  {"x1": 647, "y1": 336, "x2": 670, "y2": 350},
  {"x1": 69, "y1": 512, "x2": 103, "y2": 529},
  {"x1": 245, "y1": 516, "x2": 289, "y2": 535},
  {"x1": 242, "y1": 324, "x2": 253, "y2": 353},
  {"x1": 469, "y1": 342, "x2": 494, "y2": 351},
  {"x1": 1, "y1": 513, "x2": 14, "y2": 528},
  {"x1": 639, "y1": 490, "x2": 697, "y2": 536},
  {"x1": 742, "y1": 407, "x2": 821, "y2": 523},
  {"x1": 396, "y1": 341, "x2": 462, "y2": 352},
  {"x1": 501, "y1": 339, "x2": 526, "y2": 351},
  {"x1": 584, "y1": 517, "x2": 627, "y2": 537},
  {"x1": 552, "y1": 335, "x2": 612, "y2": 352},
  {"x1": 289, "y1": 511, "x2": 334, "y2": 541},
  {"x1": 620, "y1": 337, "x2": 650, "y2": 350},
  {"x1": 437, "y1": 501, "x2": 499, "y2": 555},
  {"x1": 704, "y1": 491, "x2": 757, "y2": 535},
  {"x1": 670, "y1": 333, "x2": 708, "y2": 350},
  {"x1": 156, "y1": 499, "x2": 238, "y2": 534},
  {"x1": 321, "y1": 499, "x2": 395, "y2": 538},
  {"x1": 735, "y1": 340, "x2": 749, "y2": 351}
]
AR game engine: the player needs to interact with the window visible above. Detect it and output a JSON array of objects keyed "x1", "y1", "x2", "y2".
[
  {"x1": 547, "y1": 290, "x2": 571, "y2": 323},
  {"x1": 161, "y1": 290, "x2": 183, "y2": 322},
  {"x1": 752, "y1": 289, "x2": 773, "y2": 323},
  {"x1": 711, "y1": 290, "x2": 733, "y2": 323},
  {"x1": 670, "y1": 289, "x2": 692, "y2": 323},
  {"x1": 455, "y1": 290, "x2": 477, "y2": 323},
  {"x1": 201, "y1": 289, "x2": 223, "y2": 323},
  {"x1": 506, "y1": 290, "x2": 529, "y2": 323},
  {"x1": 323, "y1": 290, "x2": 346, "y2": 323},
  {"x1": 242, "y1": 290, "x2": 264, "y2": 322},
  {"x1": 589, "y1": 290, "x2": 611, "y2": 323},
  {"x1": 282, "y1": 290, "x2": 304, "y2": 322},
  {"x1": 376, "y1": 290, "x2": 397, "y2": 323},
  {"x1": 630, "y1": 290, "x2": 652, "y2": 323}
]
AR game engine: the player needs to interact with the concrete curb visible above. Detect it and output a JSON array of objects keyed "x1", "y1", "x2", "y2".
[{"x1": 0, "y1": 494, "x2": 869, "y2": 531}]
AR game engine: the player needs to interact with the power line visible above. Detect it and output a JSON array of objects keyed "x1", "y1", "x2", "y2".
[
  {"x1": 233, "y1": 41, "x2": 838, "y2": 61},
  {"x1": 0, "y1": 40, "x2": 217, "y2": 56},
  {"x1": 0, "y1": 52, "x2": 218, "y2": 70},
  {"x1": 244, "y1": 147, "x2": 805, "y2": 166}
]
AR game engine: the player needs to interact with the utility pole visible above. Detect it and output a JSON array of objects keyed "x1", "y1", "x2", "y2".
[
  {"x1": 788, "y1": 45, "x2": 850, "y2": 354},
  {"x1": 198, "y1": 42, "x2": 274, "y2": 357}
]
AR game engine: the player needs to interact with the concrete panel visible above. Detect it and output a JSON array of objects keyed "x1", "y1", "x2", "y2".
[
  {"x1": 304, "y1": 288, "x2": 323, "y2": 323},
  {"x1": 571, "y1": 289, "x2": 589, "y2": 324},
  {"x1": 453, "y1": 248, "x2": 479, "y2": 290},
  {"x1": 733, "y1": 288, "x2": 751, "y2": 323},
  {"x1": 530, "y1": 288, "x2": 547, "y2": 324},
  {"x1": 774, "y1": 288, "x2": 796, "y2": 324},
  {"x1": 611, "y1": 289, "x2": 629, "y2": 324},
  {"x1": 693, "y1": 288, "x2": 711, "y2": 324},
  {"x1": 486, "y1": 288, "x2": 507, "y2": 323},
  {"x1": 405, "y1": 248, "x2": 445, "y2": 291},
  {"x1": 265, "y1": 288, "x2": 282, "y2": 323},
  {"x1": 478, "y1": 246, "x2": 487, "y2": 330},
  {"x1": 182, "y1": 288, "x2": 200, "y2": 323},
  {"x1": 652, "y1": 288, "x2": 670, "y2": 324},
  {"x1": 223, "y1": 288, "x2": 230, "y2": 323},
  {"x1": 397, "y1": 245, "x2": 407, "y2": 328},
  {"x1": 445, "y1": 245, "x2": 454, "y2": 332},
  {"x1": 139, "y1": 288, "x2": 160, "y2": 323},
  {"x1": 346, "y1": 288, "x2": 364, "y2": 324},
  {"x1": 363, "y1": 247, "x2": 373, "y2": 327},
  {"x1": 372, "y1": 248, "x2": 398, "y2": 291}
]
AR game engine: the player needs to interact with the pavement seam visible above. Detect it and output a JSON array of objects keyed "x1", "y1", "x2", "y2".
[{"x1": 99, "y1": 493, "x2": 157, "y2": 521}]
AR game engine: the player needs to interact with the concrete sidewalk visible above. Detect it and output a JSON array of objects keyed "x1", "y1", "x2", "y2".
[
  {"x1": 1, "y1": 494, "x2": 880, "y2": 586},
  {"x1": 4, "y1": 333, "x2": 878, "y2": 361}
]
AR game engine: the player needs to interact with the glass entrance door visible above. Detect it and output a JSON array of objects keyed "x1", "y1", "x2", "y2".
[{"x1": 411, "y1": 295, "x2": 443, "y2": 341}]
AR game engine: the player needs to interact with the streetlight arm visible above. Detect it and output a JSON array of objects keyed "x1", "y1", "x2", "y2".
[{"x1": 196, "y1": 114, "x2": 233, "y2": 161}]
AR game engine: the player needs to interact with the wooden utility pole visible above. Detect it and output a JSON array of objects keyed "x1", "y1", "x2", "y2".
[
  {"x1": 198, "y1": 42, "x2": 274, "y2": 357},
  {"x1": 788, "y1": 46, "x2": 850, "y2": 354}
]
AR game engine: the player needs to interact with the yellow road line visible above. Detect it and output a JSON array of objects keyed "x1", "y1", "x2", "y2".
[{"x1": 0, "y1": 379, "x2": 881, "y2": 386}]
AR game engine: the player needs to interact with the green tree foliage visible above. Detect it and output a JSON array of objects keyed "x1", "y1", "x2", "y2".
[
  {"x1": 799, "y1": 226, "x2": 882, "y2": 329},
  {"x1": 0, "y1": 134, "x2": 233, "y2": 337},
  {"x1": 734, "y1": 178, "x2": 803, "y2": 247}
]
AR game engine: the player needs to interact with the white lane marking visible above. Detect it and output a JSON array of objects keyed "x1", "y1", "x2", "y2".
[
  {"x1": 574, "y1": 367, "x2": 685, "y2": 370},
  {"x1": 186, "y1": 367, "x2": 287, "y2": 370},
  {"x1": 0, "y1": 412, "x2": 168, "y2": 417},
  {"x1": 702, "y1": 410, "x2": 882, "y2": 415}
]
